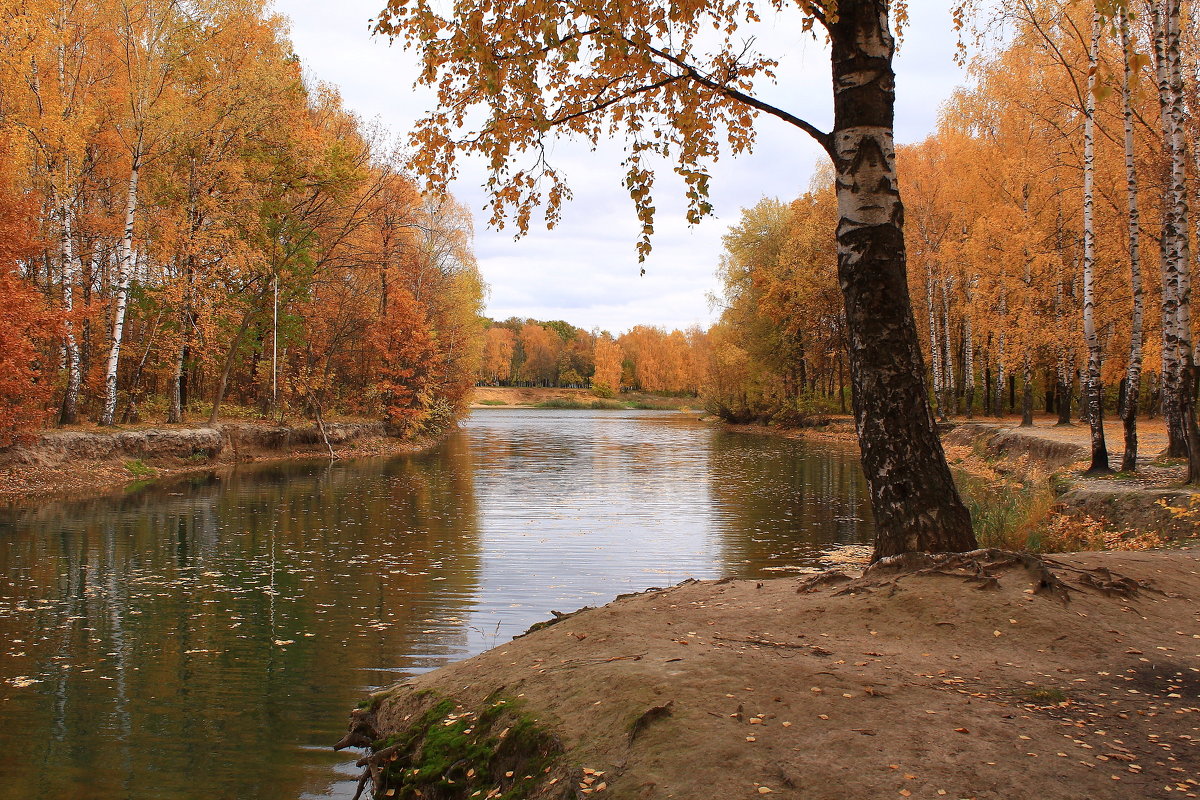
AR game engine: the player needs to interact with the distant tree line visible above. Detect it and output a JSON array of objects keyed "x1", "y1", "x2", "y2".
[{"x1": 478, "y1": 318, "x2": 707, "y2": 397}]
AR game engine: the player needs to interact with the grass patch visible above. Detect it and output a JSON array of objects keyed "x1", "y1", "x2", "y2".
[
  {"x1": 534, "y1": 398, "x2": 592, "y2": 409},
  {"x1": 124, "y1": 459, "x2": 156, "y2": 478},
  {"x1": 958, "y1": 473, "x2": 1055, "y2": 551},
  {"x1": 477, "y1": 399, "x2": 507, "y2": 406},
  {"x1": 590, "y1": 399, "x2": 626, "y2": 410}
]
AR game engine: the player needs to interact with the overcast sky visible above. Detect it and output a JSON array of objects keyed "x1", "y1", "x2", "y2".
[{"x1": 276, "y1": 1, "x2": 969, "y2": 334}]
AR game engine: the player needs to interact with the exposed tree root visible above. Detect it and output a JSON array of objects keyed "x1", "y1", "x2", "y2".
[
  {"x1": 333, "y1": 708, "x2": 379, "y2": 752},
  {"x1": 819, "y1": 548, "x2": 1161, "y2": 604}
]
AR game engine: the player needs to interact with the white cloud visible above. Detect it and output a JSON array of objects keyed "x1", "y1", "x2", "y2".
[{"x1": 276, "y1": 0, "x2": 966, "y2": 332}]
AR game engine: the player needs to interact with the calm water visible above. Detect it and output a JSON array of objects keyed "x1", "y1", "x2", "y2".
[{"x1": 0, "y1": 409, "x2": 872, "y2": 800}]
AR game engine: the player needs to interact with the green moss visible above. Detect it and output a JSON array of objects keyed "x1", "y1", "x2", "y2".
[{"x1": 370, "y1": 692, "x2": 562, "y2": 800}]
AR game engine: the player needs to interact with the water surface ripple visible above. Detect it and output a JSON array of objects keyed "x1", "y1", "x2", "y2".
[{"x1": 0, "y1": 409, "x2": 872, "y2": 799}]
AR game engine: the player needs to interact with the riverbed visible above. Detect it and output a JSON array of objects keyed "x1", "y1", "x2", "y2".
[{"x1": 0, "y1": 409, "x2": 872, "y2": 799}]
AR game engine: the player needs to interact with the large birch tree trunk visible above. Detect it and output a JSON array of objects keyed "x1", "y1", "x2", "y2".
[
  {"x1": 1082, "y1": 12, "x2": 1111, "y2": 475},
  {"x1": 99, "y1": 155, "x2": 140, "y2": 427},
  {"x1": 1152, "y1": 0, "x2": 1193, "y2": 463},
  {"x1": 828, "y1": 0, "x2": 975, "y2": 560},
  {"x1": 1118, "y1": 5, "x2": 1145, "y2": 474}
]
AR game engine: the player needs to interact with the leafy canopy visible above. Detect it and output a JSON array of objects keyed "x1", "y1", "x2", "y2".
[{"x1": 374, "y1": 0, "x2": 838, "y2": 259}]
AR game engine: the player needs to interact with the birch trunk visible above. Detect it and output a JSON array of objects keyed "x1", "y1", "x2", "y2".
[
  {"x1": 1152, "y1": 0, "x2": 1189, "y2": 459},
  {"x1": 926, "y1": 265, "x2": 944, "y2": 421},
  {"x1": 1082, "y1": 12, "x2": 1112, "y2": 475},
  {"x1": 940, "y1": 278, "x2": 954, "y2": 417},
  {"x1": 828, "y1": 0, "x2": 974, "y2": 560},
  {"x1": 57, "y1": 200, "x2": 82, "y2": 425},
  {"x1": 167, "y1": 338, "x2": 185, "y2": 424},
  {"x1": 995, "y1": 332, "x2": 1006, "y2": 417},
  {"x1": 1119, "y1": 5, "x2": 1145, "y2": 473},
  {"x1": 963, "y1": 283, "x2": 975, "y2": 419},
  {"x1": 1021, "y1": 350, "x2": 1034, "y2": 427},
  {"x1": 1162, "y1": 0, "x2": 1200, "y2": 482},
  {"x1": 99, "y1": 155, "x2": 140, "y2": 427}
]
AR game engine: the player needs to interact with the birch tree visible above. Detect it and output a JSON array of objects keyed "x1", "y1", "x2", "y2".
[
  {"x1": 1081, "y1": 9, "x2": 1112, "y2": 474},
  {"x1": 376, "y1": 0, "x2": 978, "y2": 559},
  {"x1": 1117, "y1": 2, "x2": 1145, "y2": 473}
]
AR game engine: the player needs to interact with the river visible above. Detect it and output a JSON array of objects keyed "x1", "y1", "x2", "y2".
[{"x1": 0, "y1": 409, "x2": 872, "y2": 799}]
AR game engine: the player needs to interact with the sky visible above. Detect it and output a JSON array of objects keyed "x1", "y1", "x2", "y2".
[{"x1": 276, "y1": 1, "x2": 971, "y2": 333}]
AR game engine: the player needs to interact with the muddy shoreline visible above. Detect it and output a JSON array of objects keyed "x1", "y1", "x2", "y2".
[{"x1": 0, "y1": 421, "x2": 447, "y2": 505}]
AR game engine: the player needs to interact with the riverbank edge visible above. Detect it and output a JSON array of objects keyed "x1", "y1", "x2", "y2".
[
  {"x1": 345, "y1": 548, "x2": 1200, "y2": 800},
  {"x1": 0, "y1": 421, "x2": 449, "y2": 504},
  {"x1": 722, "y1": 416, "x2": 1199, "y2": 538}
]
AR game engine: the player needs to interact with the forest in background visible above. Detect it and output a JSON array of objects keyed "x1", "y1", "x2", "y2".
[
  {"x1": 3, "y1": 0, "x2": 1200, "y2": 482},
  {"x1": 707, "y1": 0, "x2": 1200, "y2": 477},
  {"x1": 0, "y1": 0, "x2": 484, "y2": 447}
]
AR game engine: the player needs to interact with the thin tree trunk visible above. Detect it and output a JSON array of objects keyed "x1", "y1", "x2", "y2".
[
  {"x1": 1021, "y1": 351, "x2": 1033, "y2": 427},
  {"x1": 167, "y1": 339, "x2": 185, "y2": 424},
  {"x1": 828, "y1": 0, "x2": 975, "y2": 560},
  {"x1": 57, "y1": 199, "x2": 82, "y2": 425},
  {"x1": 1082, "y1": 13, "x2": 1111, "y2": 475},
  {"x1": 940, "y1": 277, "x2": 954, "y2": 418},
  {"x1": 963, "y1": 289, "x2": 975, "y2": 419},
  {"x1": 926, "y1": 265, "x2": 944, "y2": 421},
  {"x1": 995, "y1": 332, "x2": 1006, "y2": 418},
  {"x1": 99, "y1": 155, "x2": 140, "y2": 427},
  {"x1": 1119, "y1": 4, "x2": 1144, "y2": 474}
]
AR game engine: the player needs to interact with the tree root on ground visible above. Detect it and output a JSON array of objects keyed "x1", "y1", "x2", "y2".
[{"x1": 813, "y1": 548, "x2": 1161, "y2": 604}]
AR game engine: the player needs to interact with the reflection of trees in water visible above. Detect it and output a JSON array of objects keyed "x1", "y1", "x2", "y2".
[
  {"x1": 0, "y1": 434, "x2": 480, "y2": 800},
  {"x1": 707, "y1": 431, "x2": 875, "y2": 577}
]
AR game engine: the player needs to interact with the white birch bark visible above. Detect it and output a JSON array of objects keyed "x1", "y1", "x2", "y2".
[
  {"x1": 963, "y1": 277, "x2": 975, "y2": 418},
  {"x1": 1119, "y1": 4, "x2": 1145, "y2": 472},
  {"x1": 926, "y1": 265, "x2": 944, "y2": 420},
  {"x1": 58, "y1": 199, "x2": 82, "y2": 425},
  {"x1": 940, "y1": 277, "x2": 955, "y2": 416},
  {"x1": 100, "y1": 155, "x2": 140, "y2": 427},
  {"x1": 1152, "y1": 0, "x2": 1188, "y2": 456},
  {"x1": 1082, "y1": 11, "x2": 1111, "y2": 473}
]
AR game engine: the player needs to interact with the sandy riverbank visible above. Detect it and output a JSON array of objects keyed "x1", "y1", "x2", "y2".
[{"x1": 341, "y1": 548, "x2": 1200, "y2": 799}]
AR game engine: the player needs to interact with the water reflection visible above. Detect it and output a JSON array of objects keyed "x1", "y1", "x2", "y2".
[
  {"x1": 0, "y1": 410, "x2": 874, "y2": 800},
  {"x1": 708, "y1": 429, "x2": 873, "y2": 573},
  {"x1": 0, "y1": 436, "x2": 481, "y2": 800}
]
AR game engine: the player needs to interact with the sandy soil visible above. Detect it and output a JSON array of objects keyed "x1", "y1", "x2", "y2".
[{"x1": 353, "y1": 549, "x2": 1200, "y2": 800}]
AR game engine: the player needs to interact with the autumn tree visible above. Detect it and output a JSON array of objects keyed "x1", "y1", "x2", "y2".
[
  {"x1": 592, "y1": 335, "x2": 623, "y2": 397},
  {"x1": 376, "y1": 0, "x2": 976, "y2": 558}
]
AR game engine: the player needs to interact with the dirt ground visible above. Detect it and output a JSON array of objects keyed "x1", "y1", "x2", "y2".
[{"x1": 352, "y1": 549, "x2": 1200, "y2": 800}]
